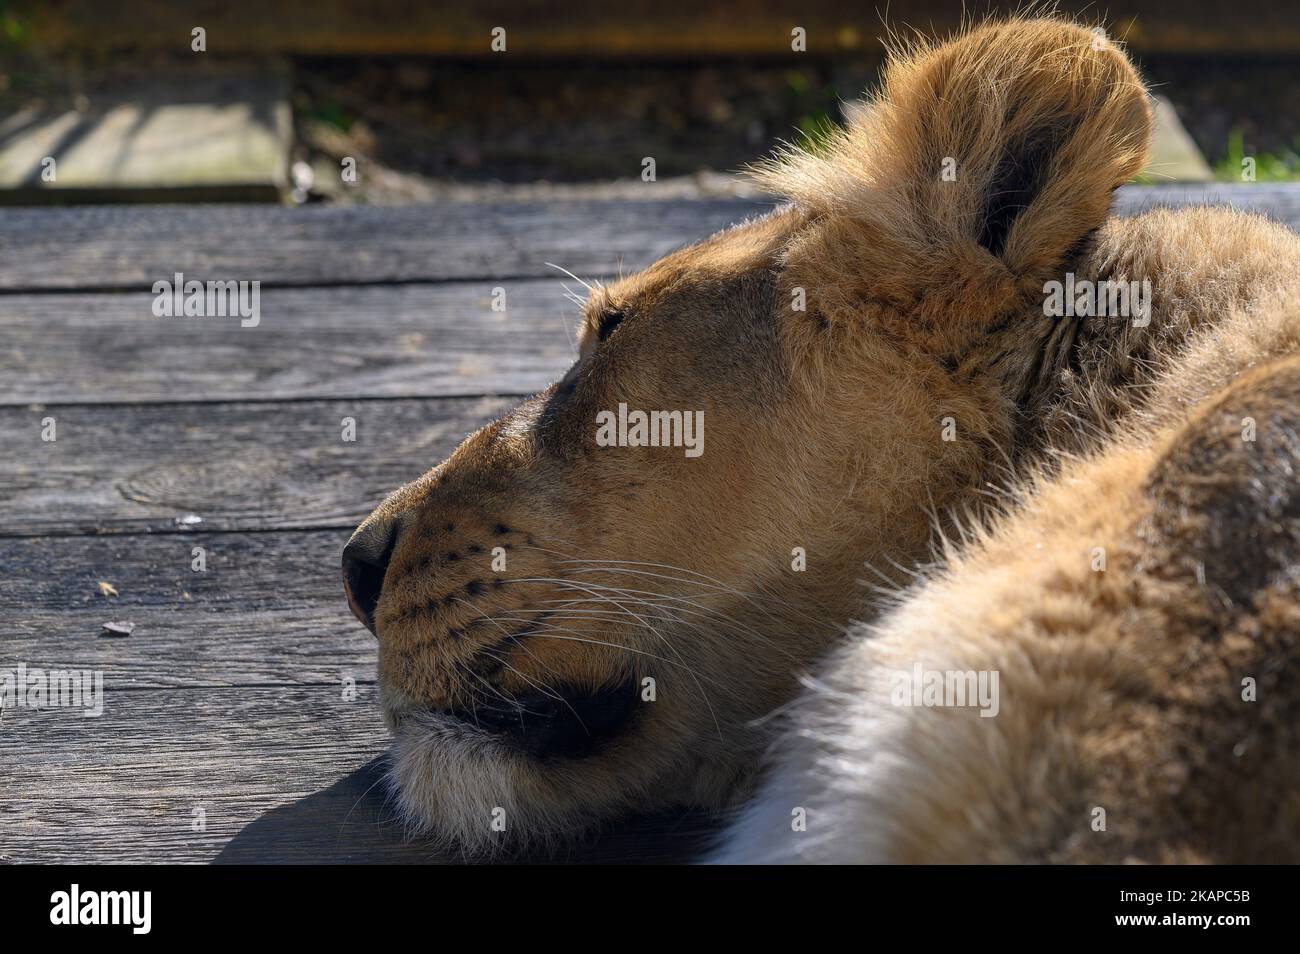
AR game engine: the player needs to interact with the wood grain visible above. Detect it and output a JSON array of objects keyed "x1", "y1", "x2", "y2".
[
  {"x1": 1115, "y1": 183, "x2": 1300, "y2": 223},
  {"x1": 0, "y1": 530, "x2": 370, "y2": 687},
  {"x1": 0, "y1": 282, "x2": 575, "y2": 404},
  {"x1": 4, "y1": 187, "x2": 1296, "y2": 294},
  {"x1": 0, "y1": 198, "x2": 772, "y2": 292},
  {"x1": 0, "y1": 397, "x2": 510, "y2": 534}
]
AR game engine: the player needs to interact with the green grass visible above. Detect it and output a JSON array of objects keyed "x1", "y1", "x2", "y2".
[
  {"x1": 298, "y1": 96, "x2": 357, "y2": 133},
  {"x1": 0, "y1": 0, "x2": 28, "y2": 45},
  {"x1": 1214, "y1": 130, "x2": 1300, "y2": 182}
]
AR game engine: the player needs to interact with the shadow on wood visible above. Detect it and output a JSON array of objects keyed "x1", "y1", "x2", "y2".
[{"x1": 213, "y1": 757, "x2": 722, "y2": 864}]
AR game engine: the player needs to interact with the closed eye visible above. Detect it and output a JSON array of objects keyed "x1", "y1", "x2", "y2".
[{"x1": 597, "y1": 309, "x2": 625, "y2": 341}]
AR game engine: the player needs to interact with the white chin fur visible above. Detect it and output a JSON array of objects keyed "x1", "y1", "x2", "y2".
[
  {"x1": 386, "y1": 712, "x2": 526, "y2": 855},
  {"x1": 379, "y1": 712, "x2": 728, "y2": 857},
  {"x1": 386, "y1": 708, "x2": 748, "y2": 855},
  {"x1": 386, "y1": 710, "x2": 617, "y2": 856}
]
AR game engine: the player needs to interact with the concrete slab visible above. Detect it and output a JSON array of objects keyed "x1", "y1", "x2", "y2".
[
  {"x1": 0, "y1": 67, "x2": 290, "y2": 204},
  {"x1": 1144, "y1": 95, "x2": 1214, "y2": 182}
]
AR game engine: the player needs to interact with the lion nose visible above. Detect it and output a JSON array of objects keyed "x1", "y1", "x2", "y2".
[{"x1": 342, "y1": 516, "x2": 401, "y2": 637}]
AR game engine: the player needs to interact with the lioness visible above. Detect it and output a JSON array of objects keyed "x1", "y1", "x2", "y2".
[{"x1": 344, "y1": 16, "x2": 1300, "y2": 861}]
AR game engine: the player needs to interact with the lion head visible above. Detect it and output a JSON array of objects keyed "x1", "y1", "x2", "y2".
[{"x1": 343, "y1": 16, "x2": 1151, "y2": 851}]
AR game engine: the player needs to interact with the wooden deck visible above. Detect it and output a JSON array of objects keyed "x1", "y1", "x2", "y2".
[{"x1": 3, "y1": 184, "x2": 1300, "y2": 863}]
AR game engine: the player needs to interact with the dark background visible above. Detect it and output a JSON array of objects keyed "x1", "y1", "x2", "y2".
[{"x1": 2, "y1": 0, "x2": 1298, "y2": 203}]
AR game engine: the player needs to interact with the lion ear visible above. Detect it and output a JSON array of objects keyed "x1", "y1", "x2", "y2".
[
  {"x1": 879, "y1": 18, "x2": 1151, "y2": 274},
  {"x1": 765, "y1": 19, "x2": 1151, "y2": 311}
]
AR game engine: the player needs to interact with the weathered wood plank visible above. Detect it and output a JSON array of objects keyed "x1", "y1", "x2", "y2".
[
  {"x1": 0, "y1": 686, "x2": 394, "y2": 863},
  {"x1": 7, "y1": 188, "x2": 1300, "y2": 405},
  {"x1": 0, "y1": 531, "x2": 368, "y2": 687},
  {"x1": 0, "y1": 282, "x2": 574, "y2": 404},
  {"x1": 0, "y1": 687, "x2": 718, "y2": 863},
  {"x1": 1116, "y1": 183, "x2": 1300, "y2": 220},
  {"x1": 0, "y1": 68, "x2": 291, "y2": 204},
  {"x1": 2, "y1": 188, "x2": 1298, "y2": 294},
  {"x1": 0, "y1": 397, "x2": 509, "y2": 534},
  {"x1": 0, "y1": 198, "x2": 771, "y2": 291}
]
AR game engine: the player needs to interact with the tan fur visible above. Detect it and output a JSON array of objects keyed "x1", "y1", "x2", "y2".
[
  {"x1": 715, "y1": 287, "x2": 1300, "y2": 863},
  {"x1": 346, "y1": 14, "x2": 1300, "y2": 858}
]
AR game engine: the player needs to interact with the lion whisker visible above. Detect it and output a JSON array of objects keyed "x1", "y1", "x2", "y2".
[
  {"x1": 544, "y1": 261, "x2": 596, "y2": 292},
  {"x1": 449, "y1": 597, "x2": 589, "y2": 725},
  {"x1": 495, "y1": 576, "x2": 724, "y2": 741},
  {"x1": 520, "y1": 547, "x2": 827, "y2": 629},
  {"x1": 499, "y1": 577, "x2": 801, "y2": 657},
  {"x1": 517, "y1": 626, "x2": 733, "y2": 690}
]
